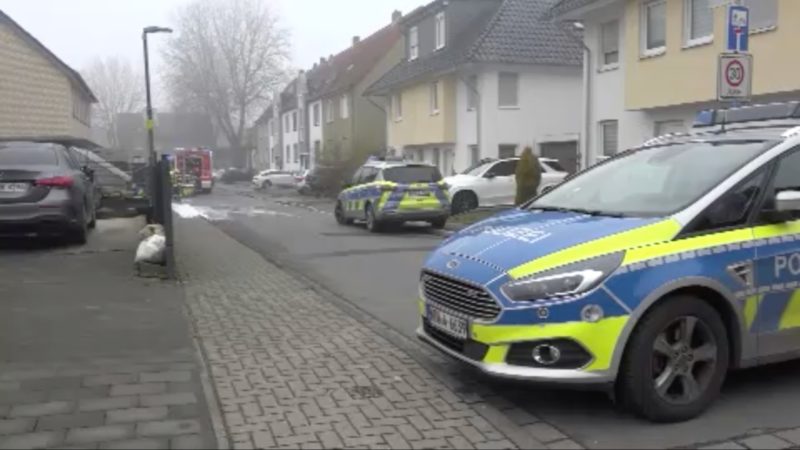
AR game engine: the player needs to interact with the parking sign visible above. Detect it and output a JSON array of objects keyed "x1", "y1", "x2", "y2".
[
  {"x1": 718, "y1": 53, "x2": 753, "y2": 101},
  {"x1": 727, "y1": 5, "x2": 749, "y2": 52}
]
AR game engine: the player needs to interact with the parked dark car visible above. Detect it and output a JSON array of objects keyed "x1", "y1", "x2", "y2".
[
  {"x1": 0, "y1": 141, "x2": 98, "y2": 243},
  {"x1": 219, "y1": 167, "x2": 254, "y2": 184},
  {"x1": 300, "y1": 166, "x2": 341, "y2": 196}
]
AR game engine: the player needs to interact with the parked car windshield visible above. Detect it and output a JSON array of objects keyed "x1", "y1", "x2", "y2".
[
  {"x1": 542, "y1": 160, "x2": 566, "y2": 172},
  {"x1": 383, "y1": 166, "x2": 443, "y2": 183},
  {"x1": 529, "y1": 140, "x2": 775, "y2": 217},
  {"x1": 0, "y1": 143, "x2": 58, "y2": 166}
]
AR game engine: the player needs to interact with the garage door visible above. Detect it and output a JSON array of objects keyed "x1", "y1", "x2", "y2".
[{"x1": 540, "y1": 141, "x2": 578, "y2": 174}]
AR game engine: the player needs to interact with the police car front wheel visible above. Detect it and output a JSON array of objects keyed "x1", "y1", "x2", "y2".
[
  {"x1": 618, "y1": 295, "x2": 729, "y2": 423},
  {"x1": 365, "y1": 204, "x2": 383, "y2": 233},
  {"x1": 335, "y1": 202, "x2": 353, "y2": 225}
]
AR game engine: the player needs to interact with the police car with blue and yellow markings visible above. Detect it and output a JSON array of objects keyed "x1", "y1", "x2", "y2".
[
  {"x1": 335, "y1": 156, "x2": 450, "y2": 232},
  {"x1": 417, "y1": 102, "x2": 800, "y2": 422}
]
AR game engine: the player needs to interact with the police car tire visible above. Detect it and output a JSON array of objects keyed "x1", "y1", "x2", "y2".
[
  {"x1": 365, "y1": 204, "x2": 383, "y2": 233},
  {"x1": 335, "y1": 202, "x2": 353, "y2": 225},
  {"x1": 618, "y1": 295, "x2": 729, "y2": 423}
]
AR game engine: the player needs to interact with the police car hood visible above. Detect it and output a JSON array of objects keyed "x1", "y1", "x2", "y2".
[{"x1": 427, "y1": 209, "x2": 663, "y2": 284}]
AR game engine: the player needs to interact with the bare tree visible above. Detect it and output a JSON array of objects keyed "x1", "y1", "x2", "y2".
[
  {"x1": 82, "y1": 57, "x2": 144, "y2": 148},
  {"x1": 162, "y1": 0, "x2": 291, "y2": 164}
]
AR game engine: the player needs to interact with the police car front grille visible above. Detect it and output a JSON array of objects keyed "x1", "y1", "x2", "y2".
[{"x1": 422, "y1": 271, "x2": 500, "y2": 320}]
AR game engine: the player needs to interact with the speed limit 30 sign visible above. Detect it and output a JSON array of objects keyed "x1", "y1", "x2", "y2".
[{"x1": 718, "y1": 53, "x2": 753, "y2": 102}]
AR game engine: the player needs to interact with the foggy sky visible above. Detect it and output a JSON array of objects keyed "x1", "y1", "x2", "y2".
[{"x1": 1, "y1": 0, "x2": 423, "y2": 105}]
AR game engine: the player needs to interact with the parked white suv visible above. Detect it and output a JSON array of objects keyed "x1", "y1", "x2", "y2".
[
  {"x1": 252, "y1": 170, "x2": 296, "y2": 190},
  {"x1": 445, "y1": 157, "x2": 568, "y2": 214}
]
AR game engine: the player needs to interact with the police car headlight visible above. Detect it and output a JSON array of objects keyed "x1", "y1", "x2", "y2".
[{"x1": 502, "y1": 252, "x2": 624, "y2": 302}]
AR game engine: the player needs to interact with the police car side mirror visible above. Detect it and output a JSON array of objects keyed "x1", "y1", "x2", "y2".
[
  {"x1": 485, "y1": 172, "x2": 496, "y2": 179},
  {"x1": 776, "y1": 190, "x2": 800, "y2": 213}
]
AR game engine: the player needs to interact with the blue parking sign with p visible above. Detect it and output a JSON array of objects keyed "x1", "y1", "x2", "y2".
[{"x1": 727, "y1": 5, "x2": 749, "y2": 52}]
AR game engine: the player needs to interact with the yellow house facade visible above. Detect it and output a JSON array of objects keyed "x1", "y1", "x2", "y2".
[
  {"x1": 549, "y1": 0, "x2": 800, "y2": 167},
  {"x1": 386, "y1": 75, "x2": 457, "y2": 158}
]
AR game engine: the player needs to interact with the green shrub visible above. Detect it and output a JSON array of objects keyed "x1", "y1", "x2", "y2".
[{"x1": 515, "y1": 147, "x2": 541, "y2": 205}]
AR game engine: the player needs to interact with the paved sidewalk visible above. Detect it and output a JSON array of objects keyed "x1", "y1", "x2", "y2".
[
  {"x1": 175, "y1": 217, "x2": 564, "y2": 450},
  {"x1": 0, "y1": 218, "x2": 217, "y2": 450}
]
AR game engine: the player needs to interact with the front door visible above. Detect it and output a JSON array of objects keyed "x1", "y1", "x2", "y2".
[{"x1": 753, "y1": 149, "x2": 800, "y2": 360}]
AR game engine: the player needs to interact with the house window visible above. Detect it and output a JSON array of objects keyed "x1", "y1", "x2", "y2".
[
  {"x1": 292, "y1": 111, "x2": 297, "y2": 131},
  {"x1": 284, "y1": 114, "x2": 290, "y2": 130},
  {"x1": 313, "y1": 103, "x2": 320, "y2": 127},
  {"x1": 430, "y1": 81, "x2": 439, "y2": 114},
  {"x1": 684, "y1": 0, "x2": 713, "y2": 46},
  {"x1": 654, "y1": 120, "x2": 685, "y2": 137},
  {"x1": 285, "y1": 145, "x2": 290, "y2": 162},
  {"x1": 466, "y1": 75, "x2": 478, "y2": 110},
  {"x1": 393, "y1": 93, "x2": 403, "y2": 121},
  {"x1": 600, "y1": 120, "x2": 619, "y2": 157},
  {"x1": 340, "y1": 95, "x2": 349, "y2": 119},
  {"x1": 600, "y1": 21, "x2": 619, "y2": 66},
  {"x1": 409, "y1": 26, "x2": 419, "y2": 60},
  {"x1": 293, "y1": 144, "x2": 299, "y2": 163},
  {"x1": 325, "y1": 100, "x2": 334, "y2": 123},
  {"x1": 498, "y1": 144, "x2": 517, "y2": 159},
  {"x1": 742, "y1": 0, "x2": 778, "y2": 31},
  {"x1": 641, "y1": 0, "x2": 667, "y2": 55},
  {"x1": 469, "y1": 145, "x2": 480, "y2": 166},
  {"x1": 435, "y1": 12, "x2": 446, "y2": 50},
  {"x1": 498, "y1": 72, "x2": 519, "y2": 108},
  {"x1": 314, "y1": 141, "x2": 321, "y2": 163}
]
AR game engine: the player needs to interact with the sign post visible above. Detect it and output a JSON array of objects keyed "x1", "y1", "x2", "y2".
[
  {"x1": 719, "y1": 4, "x2": 751, "y2": 105},
  {"x1": 718, "y1": 53, "x2": 753, "y2": 102}
]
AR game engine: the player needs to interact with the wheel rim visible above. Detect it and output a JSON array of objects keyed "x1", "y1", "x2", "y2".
[{"x1": 651, "y1": 315, "x2": 718, "y2": 405}]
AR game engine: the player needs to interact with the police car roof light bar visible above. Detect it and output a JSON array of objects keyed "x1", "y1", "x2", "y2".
[{"x1": 694, "y1": 102, "x2": 800, "y2": 128}]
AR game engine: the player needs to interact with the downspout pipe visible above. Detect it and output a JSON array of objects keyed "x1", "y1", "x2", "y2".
[{"x1": 560, "y1": 22, "x2": 592, "y2": 172}]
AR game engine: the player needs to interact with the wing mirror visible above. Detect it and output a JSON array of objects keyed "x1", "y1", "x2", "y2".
[
  {"x1": 484, "y1": 172, "x2": 496, "y2": 179},
  {"x1": 763, "y1": 190, "x2": 800, "y2": 223},
  {"x1": 82, "y1": 166, "x2": 95, "y2": 182}
]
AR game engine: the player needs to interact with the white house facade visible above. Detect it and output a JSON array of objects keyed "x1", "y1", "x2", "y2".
[{"x1": 308, "y1": 100, "x2": 323, "y2": 169}]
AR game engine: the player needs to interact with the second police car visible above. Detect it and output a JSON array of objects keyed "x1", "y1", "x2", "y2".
[
  {"x1": 335, "y1": 156, "x2": 450, "y2": 232},
  {"x1": 417, "y1": 102, "x2": 800, "y2": 422}
]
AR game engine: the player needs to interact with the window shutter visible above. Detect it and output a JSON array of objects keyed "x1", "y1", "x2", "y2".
[
  {"x1": 742, "y1": 0, "x2": 778, "y2": 30},
  {"x1": 602, "y1": 121, "x2": 619, "y2": 156}
]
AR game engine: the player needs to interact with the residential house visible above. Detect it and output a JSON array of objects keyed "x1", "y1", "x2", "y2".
[
  {"x1": 278, "y1": 74, "x2": 308, "y2": 172},
  {"x1": 547, "y1": 0, "x2": 800, "y2": 167},
  {"x1": 0, "y1": 10, "x2": 96, "y2": 140},
  {"x1": 366, "y1": 0, "x2": 584, "y2": 175},
  {"x1": 309, "y1": 13, "x2": 403, "y2": 166},
  {"x1": 254, "y1": 105, "x2": 277, "y2": 170}
]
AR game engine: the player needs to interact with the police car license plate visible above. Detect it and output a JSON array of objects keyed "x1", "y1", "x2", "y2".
[
  {"x1": 409, "y1": 190, "x2": 429, "y2": 197},
  {"x1": 0, "y1": 183, "x2": 28, "y2": 193},
  {"x1": 427, "y1": 305, "x2": 468, "y2": 339}
]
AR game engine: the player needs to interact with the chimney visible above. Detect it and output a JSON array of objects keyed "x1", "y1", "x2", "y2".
[
  {"x1": 320, "y1": 57, "x2": 325, "y2": 65},
  {"x1": 313, "y1": 63, "x2": 318, "y2": 69},
  {"x1": 392, "y1": 10, "x2": 402, "y2": 23},
  {"x1": 352, "y1": 36, "x2": 360, "y2": 46}
]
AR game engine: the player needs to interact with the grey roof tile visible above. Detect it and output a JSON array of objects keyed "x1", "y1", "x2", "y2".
[{"x1": 366, "y1": 0, "x2": 583, "y2": 95}]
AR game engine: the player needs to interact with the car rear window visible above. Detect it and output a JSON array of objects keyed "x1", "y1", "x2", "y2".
[
  {"x1": 0, "y1": 143, "x2": 59, "y2": 165},
  {"x1": 383, "y1": 166, "x2": 443, "y2": 184}
]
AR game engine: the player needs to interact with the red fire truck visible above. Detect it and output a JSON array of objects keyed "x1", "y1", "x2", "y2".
[{"x1": 173, "y1": 147, "x2": 214, "y2": 194}]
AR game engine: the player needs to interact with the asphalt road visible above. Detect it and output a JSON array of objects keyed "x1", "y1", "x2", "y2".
[{"x1": 181, "y1": 184, "x2": 800, "y2": 449}]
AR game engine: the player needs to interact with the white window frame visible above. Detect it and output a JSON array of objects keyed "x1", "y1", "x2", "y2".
[
  {"x1": 600, "y1": 120, "x2": 619, "y2": 157},
  {"x1": 640, "y1": 0, "x2": 667, "y2": 57},
  {"x1": 430, "y1": 81, "x2": 440, "y2": 115},
  {"x1": 409, "y1": 26, "x2": 419, "y2": 61},
  {"x1": 600, "y1": 20, "x2": 620, "y2": 70},
  {"x1": 435, "y1": 12, "x2": 446, "y2": 50},
  {"x1": 325, "y1": 99, "x2": 334, "y2": 123},
  {"x1": 683, "y1": 0, "x2": 713, "y2": 48},
  {"x1": 498, "y1": 72, "x2": 519, "y2": 109},
  {"x1": 742, "y1": 0, "x2": 778, "y2": 33},
  {"x1": 466, "y1": 75, "x2": 478, "y2": 111},
  {"x1": 340, "y1": 95, "x2": 349, "y2": 119},
  {"x1": 393, "y1": 93, "x2": 403, "y2": 122}
]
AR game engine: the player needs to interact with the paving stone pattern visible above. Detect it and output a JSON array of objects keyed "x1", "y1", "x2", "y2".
[
  {"x1": 175, "y1": 217, "x2": 553, "y2": 450},
  {"x1": 693, "y1": 427, "x2": 800, "y2": 450},
  {"x1": 0, "y1": 354, "x2": 216, "y2": 449}
]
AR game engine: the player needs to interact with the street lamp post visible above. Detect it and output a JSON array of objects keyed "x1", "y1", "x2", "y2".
[{"x1": 142, "y1": 26, "x2": 172, "y2": 214}]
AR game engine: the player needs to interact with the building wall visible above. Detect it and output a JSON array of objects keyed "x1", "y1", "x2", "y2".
[
  {"x1": 308, "y1": 100, "x2": 323, "y2": 167},
  {"x1": 624, "y1": 0, "x2": 800, "y2": 110},
  {"x1": 387, "y1": 75, "x2": 457, "y2": 150},
  {"x1": 354, "y1": 38, "x2": 405, "y2": 160},
  {"x1": 0, "y1": 22, "x2": 90, "y2": 139},
  {"x1": 322, "y1": 93, "x2": 353, "y2": 163},
  {"x1": 453, "y1": 65, "x2": 582, "y2": 173},
  {"x1": 281, "y1": 109, "x2": 301, "y2": 171}
]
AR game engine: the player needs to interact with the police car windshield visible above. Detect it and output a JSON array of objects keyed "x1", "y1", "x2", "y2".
[
  {"x1": 529, "y1": 140, "x2": 774, "y2": 217},
  {"x1": 383, "y1": 166, "x2": 443, "y2": 184}
]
